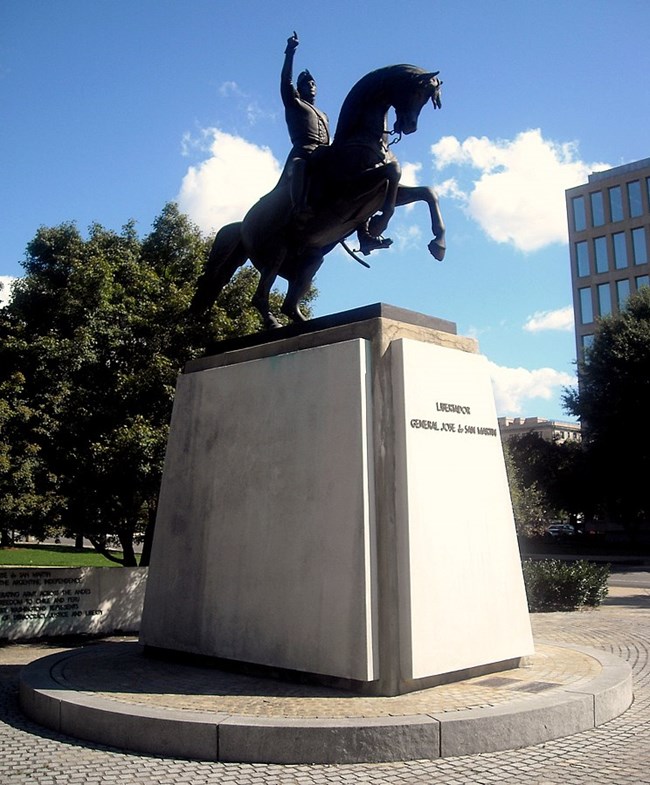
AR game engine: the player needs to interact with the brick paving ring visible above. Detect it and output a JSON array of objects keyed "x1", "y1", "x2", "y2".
[{"x1": 19, "y1": 640, "x2": 632, "y2": 764}]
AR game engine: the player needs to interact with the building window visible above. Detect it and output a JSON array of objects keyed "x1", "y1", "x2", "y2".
[
  {"x1": 576, "y1": 240, "x2": 589, "y2": 276},
  {"x1": 616, "y1": 279, "x2": 631, "y2": 309},
  {"x1": 608, "y1": 185, "x2": 623, "y2": 222},
  {"x1": 632, "y1": 227, "x2": 648, "y2": 265},
  {"x1": 594, "y1": 236, "x2": 608, "y2": 273},
  {"x1": 582, "y1": 334, "x2": 594, "y2": 351},
  {"x1": 613, "y1": 232, "x2": 628, "y2": 269},
  {"x1": 572, "y1": 196, "x2": 586, "y2": 231},
  {"x1": 590, "y1": 191, "x2": 605, "y2": 226},
  {"x1": 579, "y1": 287, "x2": 593, "y2": 323},
  {"x1": 597, "y1": 283, "x2": 612, "y2": 316},
  {"x1": 628, "y1": 180, "x2": 643, "y2": 218},
  {"x1": 636, "y1": 274, "x2": 649, "y2": 291}
]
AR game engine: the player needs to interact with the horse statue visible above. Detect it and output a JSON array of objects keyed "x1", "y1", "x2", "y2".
[{"x1": 191, "y1": 64, "x2": 445, "y2": 329}]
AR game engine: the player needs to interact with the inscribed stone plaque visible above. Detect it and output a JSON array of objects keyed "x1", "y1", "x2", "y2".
[{"x1": 391, "y1": 339, "x2": 534, "y2": 679}]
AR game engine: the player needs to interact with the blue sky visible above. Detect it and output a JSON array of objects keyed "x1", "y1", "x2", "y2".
[{"x1": 2, "y1": 0, "x2": 649, "y2": 420}]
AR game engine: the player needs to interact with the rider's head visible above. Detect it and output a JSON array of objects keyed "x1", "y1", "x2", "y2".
[{"x1": 297, "y1": 69, "x2": 317, "y2": 103}]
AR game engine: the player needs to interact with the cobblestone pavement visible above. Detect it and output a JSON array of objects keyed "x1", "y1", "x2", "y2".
[{"x1": 1, "y1": 585, "x2": 649, "y2": 784}]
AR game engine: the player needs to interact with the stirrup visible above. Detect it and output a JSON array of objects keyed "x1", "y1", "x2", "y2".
[{"x1": 357, "y1": 234, "x2": 393, "y2": 256}]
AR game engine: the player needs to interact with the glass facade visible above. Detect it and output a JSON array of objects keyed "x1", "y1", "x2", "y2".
[
  {"x1": 608, "y1": 185, "x2": 623, "y2": 222},
  {"x1": 590, "y1": 191, "x2": 605, "y2": 226},
  {"x1": 613, "y1": 232, "x2": 628, "y2": 269},
  {"x1": 616, "y1": 279, "x2": 631, "y2": 308},
  {"x1": 628, "y1": 180, "x2": 643, "y2": 218},
  {"x1": 632, "y1": 227, "x2": 648, "y2": 265},
  {"x1": 594, "y1": 236, "x2": 608, "y2": 273},
  {"x1": 579, "y1": 287, "x2": 593, "y2": 324},
  {"x1": 569, "y1": 162, "x2": 650, "y2": 361},
  {"x1": 576, "y1": 240, "x2": 589, "y2": 276},
  {"x1": 572, "y1": 196, "x2": 586, "y2": 231},
  {"x1": 636, "y1": 274, "x2": 650, "y2": 290},
  {"x1": 597, "y1": 283, "x2": 612, "y2": 316}
]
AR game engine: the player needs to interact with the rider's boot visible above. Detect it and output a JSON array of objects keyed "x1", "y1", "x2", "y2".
[{"x1": 357, "y1": 225, "x2": 393, "y2": 256}]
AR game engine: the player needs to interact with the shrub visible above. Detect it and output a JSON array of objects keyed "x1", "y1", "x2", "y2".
[{"x1": 522, "y1": 559, "x2": 610, "y2": 612}]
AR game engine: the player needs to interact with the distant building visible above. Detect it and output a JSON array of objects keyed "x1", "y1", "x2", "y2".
[
  {"x1": 566, "y1": 158, "x2": 650, "y2": 362},
  {"x1": 498, "y1": 416, "x2": 582, "y2": 444}
]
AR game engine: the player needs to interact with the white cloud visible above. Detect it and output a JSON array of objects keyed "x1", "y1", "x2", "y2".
[
  {"x1": 0, "y1": 275, "x2": 16, "y2": 307},
  {"x1": 431, "y1": 129, "x2": 609, "y2": 252},
  {"x1": 218, "y1": 81, "x2": 243, "y2": 98},
  {"x1": 488, "y1": 360, "x2": 575, "y2": 414},
  {"x1": 392, "y1": 223, "x2": 423, "y2": 251},
  {"x1": 400, "y1": 161, "x2": 421, "y2": 187},
  {"x1": 176, "y1": 129, "x2": 282, "y2": 235},
  {"x1": 399, "y1": 162, "x2": 422, "y2": 214},
  {"x1": 216, "y1": 82, "x2": 275, "y2": 126},
  {"x1": 524, "y1": 306, "x2": 574, "y2": 332}
]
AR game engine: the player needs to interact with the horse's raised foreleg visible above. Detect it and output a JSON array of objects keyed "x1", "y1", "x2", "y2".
[
  {"x1": 395, "y1": 185, "x2": 446, "y2": 261},
  {"x1": 366, "y1": 160, "x2": 401, "y2": 237}
]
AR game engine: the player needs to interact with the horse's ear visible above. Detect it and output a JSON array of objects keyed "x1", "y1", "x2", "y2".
[{"x1": 417, "y1": 71, "x2": 438, "y2": 87}]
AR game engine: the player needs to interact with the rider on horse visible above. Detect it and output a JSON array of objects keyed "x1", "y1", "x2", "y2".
[
  {"x1": 281, "y1": 33, "x2": 392, "y2": 256},
  {"x1": 281, "y1": 32, "x2": 329, "y2": 215}
]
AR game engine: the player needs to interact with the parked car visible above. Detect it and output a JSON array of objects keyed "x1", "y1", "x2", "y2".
[{"x1": 545, "y1": 523, "x2": 576, "y2": 538}]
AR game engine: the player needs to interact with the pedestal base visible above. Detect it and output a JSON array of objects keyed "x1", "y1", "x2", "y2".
[{"x1": 140, "y1": 305, "x2": 534, "y2": 694}]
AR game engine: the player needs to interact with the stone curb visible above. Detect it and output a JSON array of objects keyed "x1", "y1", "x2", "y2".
[{"x1": 19, "y1": 642, "x2": 632, "y2": 764}]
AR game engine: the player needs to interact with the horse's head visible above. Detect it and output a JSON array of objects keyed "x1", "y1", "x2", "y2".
[{"x1": 392, "y1": 69, "x2": 442, "y2": 136}]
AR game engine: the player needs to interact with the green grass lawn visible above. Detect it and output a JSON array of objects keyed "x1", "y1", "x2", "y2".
[{"x1": 0, "y1": 543, "x2": 124, "y2": 568}]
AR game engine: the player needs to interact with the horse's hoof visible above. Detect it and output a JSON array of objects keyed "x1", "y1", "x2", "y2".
[
  {"x1": 428, "y1": 240, "x2": 445, "y2": 261},
  {"x1": 281, "y1": 304, "x2": 307, "y2": 323},
  {"x1": 264, "y1": 313, "x2": 282, "y2": 329}
]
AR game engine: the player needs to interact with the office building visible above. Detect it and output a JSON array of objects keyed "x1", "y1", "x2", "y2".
[
  {"x1": 498, "y1": 416, "x2": 581, "y2": 444},
  {"x1": 566, "y1": 158, "x2": 650, "y2": 360}
]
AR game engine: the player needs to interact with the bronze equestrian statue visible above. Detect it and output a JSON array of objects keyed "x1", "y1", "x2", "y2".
[{"x1": 191, "y1": 35, "x2": 446, "y2": 329}]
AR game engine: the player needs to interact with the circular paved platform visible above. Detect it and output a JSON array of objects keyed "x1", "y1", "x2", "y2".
[{"x1": 19, "y1": 640, "x2": 632, "y2": 764}]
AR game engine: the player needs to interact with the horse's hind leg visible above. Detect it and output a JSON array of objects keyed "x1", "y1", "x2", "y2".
[
  {"x1": 191, "y1": 222, "x2": 247, "y2": 313},
  {"x1": 251, "y1": 250, "x2": 288, "y2": 329},
  {"x1": 281, "y1": 250, "x2": 325, "y2": 323}
]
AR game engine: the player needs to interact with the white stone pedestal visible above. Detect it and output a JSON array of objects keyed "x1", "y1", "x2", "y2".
[{"x1": 140, "y1": 305, "x2": 534, "y2": 695}]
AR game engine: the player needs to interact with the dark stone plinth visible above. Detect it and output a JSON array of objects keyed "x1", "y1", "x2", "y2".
[{"x1": 196, "y1": 303, "x2": 456, "y2": 363}]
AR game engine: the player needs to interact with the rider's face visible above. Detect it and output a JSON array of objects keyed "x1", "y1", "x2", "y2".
[{"x1": 298, "y1": 78, "x2": 317, "y2": 103}]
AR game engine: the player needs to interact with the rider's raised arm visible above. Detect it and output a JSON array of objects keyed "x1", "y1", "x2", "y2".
[{"x1": 281, "y1": 32, "x2": 299, "y2": 107}]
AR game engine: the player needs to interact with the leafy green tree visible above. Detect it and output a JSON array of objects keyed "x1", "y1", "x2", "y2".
[
  {"x1": 0, "y1": 309, "x2": 62, "y2": 546},
  {"x1": 502, "y1": 439, "x2": 548, "y2": 536},
  {"x1": 1, "y1": 204, "x2": 315, "y2": 564},
  {"x1": 505, "y1": 433, "x2": 587, "y2": 532},
  {"x1": 564, "y1": 286, "x2": 650, "y2": 536}
]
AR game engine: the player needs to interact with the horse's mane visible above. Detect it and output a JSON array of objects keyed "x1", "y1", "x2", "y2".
[{"x1": 334, "y1": 64, "x2": 432, "y2": 140}]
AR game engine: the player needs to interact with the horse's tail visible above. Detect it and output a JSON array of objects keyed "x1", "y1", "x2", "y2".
[{"x1": 190, "y1": 222, "x2": 247, "y2": 314}]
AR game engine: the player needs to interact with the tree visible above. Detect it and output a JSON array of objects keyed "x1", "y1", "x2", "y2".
[
  {"x1": 0, "y1": 204, "x2": 315, "y2": 564},
  {"x1": 0, "y1": 309, "x2": 62, "y2": 546},
  {"x1": 563, "y1": 286, "x2": 650, "y2": 535},
  {"x1": 502, "y1": 438, "x2": 548, "y2": 536},
  {"x1": 505, "y1": 433, "x2": 588, "y2": 533}
]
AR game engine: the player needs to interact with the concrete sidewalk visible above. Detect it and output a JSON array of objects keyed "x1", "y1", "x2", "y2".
[{"x1": 1, "y1": 584, "x2": 650, "y2": 783}]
